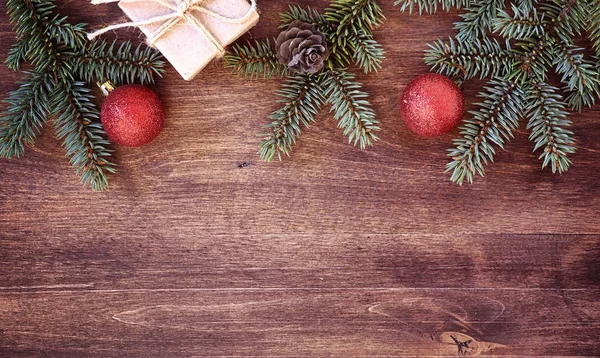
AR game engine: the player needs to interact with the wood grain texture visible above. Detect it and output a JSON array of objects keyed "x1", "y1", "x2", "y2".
[{"x1": 0, "y1": 1, "x2": 599, "y2": 357}]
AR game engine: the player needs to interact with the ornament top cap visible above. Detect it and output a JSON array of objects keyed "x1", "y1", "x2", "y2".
[{"x1": 97, "y1": 81, "x2": 116, "y2": 97}]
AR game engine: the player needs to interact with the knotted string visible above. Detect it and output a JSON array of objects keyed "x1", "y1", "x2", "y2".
[{"x1": 88, "y1": 0, "x2": 257, "y2": 56}]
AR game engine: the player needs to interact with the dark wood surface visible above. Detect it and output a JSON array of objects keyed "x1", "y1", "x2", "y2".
[{"x1": 1, "y1": 1, "x2": 599, "y2": 357}]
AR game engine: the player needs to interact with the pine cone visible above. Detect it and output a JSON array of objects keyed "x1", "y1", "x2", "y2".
[{"x1": 276, "y1": 21, "x2": 328, "y2": 75}]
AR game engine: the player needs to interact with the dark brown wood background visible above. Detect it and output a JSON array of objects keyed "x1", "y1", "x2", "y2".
[{"x1": 0, "y1": 1, "x2": 599, "y2": 357}]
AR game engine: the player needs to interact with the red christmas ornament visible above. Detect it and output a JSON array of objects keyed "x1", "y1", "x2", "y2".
[
  {"x1": 399, "y1": 73, "x2": 464, "y2": 137},
  {"x1": 101, "y1": 84, "x2": 165, "y2": 147}
]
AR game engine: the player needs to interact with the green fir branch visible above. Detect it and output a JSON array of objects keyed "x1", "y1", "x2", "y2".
[
  {"x1": 224, "y1": 39, "x2": 288, "y2": 79},
  {"x1": 17, "y1": 11, "x2": 62, "y2": 70},
  {"x1": 493, "y1": 4, "x2": 545, "y2": 40},
  {"x1": 454, "y1": 0, "x2": 505, "y2": 40},
  {"x1": 425, "y1": 36, "x2": 515, "y2": 80},
  {"x1": 588, "y1": 2, "x2": 600, "y2": 57},
  {"x1": 447, "y1": 79, "x2": 525, "y2": 185},
  {"x1": 552, "y1": 39, "x2": 600, "y2": 111},
  {"x1": 324, "y1": 0, "x2": 385, "y2": 69},
  {"x1": 323, "y1": 70, "x2": 379, "y2": 148},
  {"x1": 509, "y1": 38, "x2": 554, "y2": 83},
  {"x1": 352, "y1": 32, "x2": 385, "y2": 73},
  {"x1": 7, "y1": 0, "x2": 55, "y2": 37},
  {"x1": 540, "y1": 0, "x2": 588, "y2": 43},
  {"x1": 74, "y1": 40, "x2": 165, "y2": 85},
  {"x1": 279, "y1": 5, "x2": 331, "y2": 31},
  {"x1": 6, "y1": 39, "x2": 29, "y2": 70},
  {"x1": 259, "y1": 74, "x2": 325, "y2": 161},
  {"x1": 515, "y1": 0, "x2": 536, "y2": 14},
  {"x1": 44, "y1": 15, "x2": 88, "y2": 49},
  {"x1": 50, "y1": 81, "x2": 116, "y2": 191},
  {"x1": 325, "y1": 0, "x2": 385, "y2": 35},
  {"x1": 404, "y1": 0, "x2": 600, "y2": 183},
  {"x1": 526, "y1": 82, "x2": 576, "y2": 173},
  {"x1": 0, "y1": 71, "x2": 52, "y2": 158},
  {"x1": 394, "y1": 0, "x2": 470, "y2": 14}
]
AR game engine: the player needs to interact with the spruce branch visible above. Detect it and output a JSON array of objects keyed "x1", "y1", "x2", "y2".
[
  {"x1": 526, "y1": 82, "x2": 575, "y2": 173},
  {"x1": 588, "y1": 3, "x2": 600, "y2": 57},
  {"x1": 517, "y1": 0, "x2": 536, "y2": 14},
  {"x1": 279, "y1": 5, "x2": 331, "y2": 31},
  {"x1": 352, "y1": 32, "x2": 385, "y2": 73},
  {"x1": 394, "y1": 0, "x2": 471, "y2": 14},
  {"x1": 447, "y1": 79, "x2": 525, "y2": 185},
  {"x1": 509, "y1": 38, "x2": 554, "y2": 83},
  {"x1": 540, "y1": 0, "x2": 588, "y2": 42},
  {"x1": 0, "y1": 71, "x2": 52, "y2": 158},
  {"x1": 74, "y1": 40, "x2": 165, "y2": 85},
  {"x1": 6, "y1": 0, "x2": 84, "y2": 71},
  {"x1": 224, "y1": 39, "x2": 288, "y2": 79},
  {"x1": 493, "y1": 4, "x2": 544, "y2": 40},
  {"x1": 6, "y1": 39, "x2": 29, "y2": 71},
  {"x1": 44, "y1": 15, "x2": 88, "y2": 49},
  {"x1": 324, "y1": 0, "x2": 385, "y2": 69},
  {"x1": 425, "y1": 36, "x2": 515, "y2": 80},
  {"x1": 259, "y1": 74, "x2": 325, "y2": 161},
  {"x1": 50, "y1": 81, "x2": 116, "y2": 191},
  {"x1": 455, "y1": 0, "x2": 505, "y2": 40},
  {"x1": 552, "y1": 39, "x2": 600, "y2": 111},
  {"x1": 323, "y1": 70, "x2": 379, "y2": 148},
  {"x1": 325, "y1": 0, "x2": 385, "y2": 35}
]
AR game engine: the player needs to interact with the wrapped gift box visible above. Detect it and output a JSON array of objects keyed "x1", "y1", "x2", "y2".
[{"x1": 116, "y1": 0, "x2": 259, "y2": 80}]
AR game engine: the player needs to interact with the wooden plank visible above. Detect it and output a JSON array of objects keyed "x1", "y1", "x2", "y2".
[
  {"x1": 0, "y1": 288, "x2": 598, "y2": 357},
  {"x1": 0, "y1": 233, "x2": 598, "y2": 290}
]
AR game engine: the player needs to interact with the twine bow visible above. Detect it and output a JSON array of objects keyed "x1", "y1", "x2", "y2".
[{"x1": 88, "y1": 0, "x2": 257, "y2": 56}]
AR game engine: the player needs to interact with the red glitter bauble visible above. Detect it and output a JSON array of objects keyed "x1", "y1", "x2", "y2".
[
  {"x1": 399, "y1": 73, "x2": 464, "y2": 137},
  {"x1": 101, "y1": 84, "x2": 165, "y2": 147}
]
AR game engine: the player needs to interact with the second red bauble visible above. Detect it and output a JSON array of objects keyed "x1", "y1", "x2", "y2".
[
  {"x1": 400, "y1": 73, "x2": 464, "y2": 137},
  {"x1": 101, "y1": 84, "x2": 165, "y2": 147}
]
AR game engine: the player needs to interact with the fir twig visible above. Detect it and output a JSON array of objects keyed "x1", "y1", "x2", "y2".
[
  {"x1": 324, "y1": 0, "x2": 385, "y2": 69},
  {"x1": 447, "y1": 80, "x2": 525, "y2": 185},
  {"x1": 224, "y1": 39, "x2": 288, "y2": 79},
  {"x1": 74, "y1": 40, "x2": 165, "y2": 85},
  {"x1": 6, "y1": 39, "x2": 29, "y2": 71},
  {"x1": 326, "y1": 0, "x2": 385, "y2": 35},
  {"x1": 323, "y1": 70, "x2": 379, "y2": 148},
  {"x1": 352, "y1": 33, "x2": 385, "y2": 73},
  {"x1": 425, "y1": 36, "x2": 515, "y2": 80},
  {"x1": 493, "y1": 3, "x2": 544, "y2": 40},
  {"x1": 279, "y1": 5, "x2": 331, "y2": 31},
  {"x1": 51, "y1": 81, "x2": 117, "y2": 191},
  {"x1": 509, "y1": 37, "x2": 554, "y2": 83},
  {"x1": 394, "y1": 0, "x2": 471, "y2": 14},
  {"x1": 259, "y1": 74, "x2": 325, "y2": 161},
  {"x1": 588, "y1": 2, "x2": 600, "y2": 57},
  {"x1": 526, "y1": 82, "x2": 576, "y2": 173},
  {"x1": 455, "y1": 0, "x2": 505, "y2": 40},
  {"x1": 552, "y1": 39, "x2": 600, "y2": 111},
  {"x1": 0, "y1": 71, "x2": 52, "y2": 158}
]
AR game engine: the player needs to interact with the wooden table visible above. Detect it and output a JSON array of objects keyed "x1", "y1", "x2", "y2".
[{"x1": 0, "y1": 1, "x2": 599, "y2": 356}]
